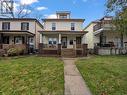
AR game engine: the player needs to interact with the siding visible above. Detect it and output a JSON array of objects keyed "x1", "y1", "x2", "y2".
[
  {"x1": 84, "y1": 23, "x2": 96, "y2": 49},
  {"x1": 44, "y1": 21, "x2": 83, "y2": 31}
]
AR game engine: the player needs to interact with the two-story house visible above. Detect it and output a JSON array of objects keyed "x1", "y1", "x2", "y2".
[
  {"x1": 39, "y1": 11, "x2": 88, "y2": 57},
  {"x1": 84, "y1": 16, "x2": 127, "y2": 55},
  {"x1": 0, "y1": 18, "x2": 43, "y2": 53}
]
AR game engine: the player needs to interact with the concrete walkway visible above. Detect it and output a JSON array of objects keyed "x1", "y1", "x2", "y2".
[{"x1": 63, "y1": 58, "x2": 92, "y2": 95}]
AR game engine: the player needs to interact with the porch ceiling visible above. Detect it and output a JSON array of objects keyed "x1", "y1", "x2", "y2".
[
  {"x1": 39, "y1": 30, "x2": 88, "y2": 35},
  {"x1": 0, "y1": 30, "x2": 35, "y2": 36}
]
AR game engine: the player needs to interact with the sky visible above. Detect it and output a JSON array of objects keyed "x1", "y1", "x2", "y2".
[{"x1": 1, "y1": 0, "x2": 107, "y2": 27}]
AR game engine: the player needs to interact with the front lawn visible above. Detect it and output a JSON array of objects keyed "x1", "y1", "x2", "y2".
[
  {"x1": 76, "y1": 56, "x2": 127, "y2": 95},
  {"x1": 0, "y1": 56, "x2": 64, "y2": 95}
]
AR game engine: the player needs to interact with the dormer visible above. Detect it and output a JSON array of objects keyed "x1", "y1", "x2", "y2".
[{"x1": 56, "y1": 11, "x2": 71, "y2": 19}]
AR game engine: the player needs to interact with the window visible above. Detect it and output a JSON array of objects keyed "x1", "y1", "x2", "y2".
[
  {"x1": 70, "y1": 40, "x2": 73, "y2": 45},
  {"x1": 29, "y1": 37, "x2": 34, "y2": 43},
  {"x1": 3, "y1": 36, "x2": 9, "y2": 44},
  {"x1": 59, "y1": 15, "x2": 67, "y2": 19},
  {"x1": 14, "y1": 36, "x2": 22, "y2": 44},
  {"x1": 21, "y1": 22, "x2": 29, "y2": 30},
  {"x1": 52, "y1": 23, "x2": 56, "y2": 30},
  {"x1": 48, "y1": 38, "x2": 57, "y2": 44},
  {"x1": 71, "y1": 23, "x2": 75, "y2": 30},
  {"x1": 2, "y1": 22, "x2": 10, "y2": 30}
]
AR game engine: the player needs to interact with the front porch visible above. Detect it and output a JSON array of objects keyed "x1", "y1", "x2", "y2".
[
  {"x1": 0, "y1": 31, "x2": 35, "y2": 55},
  {"x1": 94, "y1": 30, "x2": 127, "y2": 55},
  {"x1": 94, "y1": 30, "x2": 127, "y2": 48},
  {"x1": 39, "y1": 31, "x2": 88, "y2": 57}
]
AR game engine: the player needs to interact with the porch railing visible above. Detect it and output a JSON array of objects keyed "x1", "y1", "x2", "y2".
[
  {"x1": 43, "y1": 44, "x2": 58, "y2": 49},
  {"x1": 39, "y1": 43, "x2": 88, "y2": 57},
  {"x1": 1, "y1": 44, "x2": 26, "y2": 50}
]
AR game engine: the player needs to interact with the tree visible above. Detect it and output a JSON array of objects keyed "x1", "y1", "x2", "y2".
[
  {"x1": 0, "y1": 0, "x2": 33, "y2": 18},
  {"x1": 106, "y1": 0, "x2": 127, "y2": 48}
]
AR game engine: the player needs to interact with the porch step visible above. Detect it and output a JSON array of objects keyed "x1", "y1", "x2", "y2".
[{"x1": 61, "y1": 49, "x2": 76, "y2": 58}]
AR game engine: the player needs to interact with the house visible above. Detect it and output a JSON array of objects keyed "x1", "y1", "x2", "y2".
[
  {"x1": 0, "y1": 18, "x2": 43, "y2": 54},
  {"x1": 84, "y1": 16, "x2": 127, "y2": 55},
  {"x1": 39, "y1": 11, "x2": 88, "y2": 57}
]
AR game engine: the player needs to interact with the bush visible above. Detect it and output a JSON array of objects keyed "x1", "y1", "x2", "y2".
[
  {"x1": 7, "y1": 45, "x2": 26, "y2": 56},
  {"x1": 7, "y1": 48, "x2": 17, "y2": 56}
]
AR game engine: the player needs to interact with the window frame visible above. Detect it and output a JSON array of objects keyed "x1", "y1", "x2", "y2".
[
  {"x1": 48, "y1": 38, "x2": 57, "y2": 45},
  {"x1": 2, "y1": 22, "x2": 10, "y2": 30},
  {"x1": 21, "y1": 22, "x2": 29, "y2": 30},
  {"x1": 71, "y1": 23, "x2": 75, "y2": 31},
  {"x1": 59, "y1": 15, "x2": 67, "y2": 19},
  {"x1": 52, "y1": 23, "x2": 56, "y2": 30},
  {"x1": 14, "y1": 36, "x2": 23, "y2": 44}
]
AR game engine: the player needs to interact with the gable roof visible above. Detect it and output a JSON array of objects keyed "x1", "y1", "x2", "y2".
[{"x1": 83, "y1": 21, "x2": 99, "y2": 30}]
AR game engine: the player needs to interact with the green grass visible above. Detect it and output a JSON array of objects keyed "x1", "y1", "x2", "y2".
[
  {"x1": 76, "y1": 56, "x2": 127, "y2": 95},
  {"x1": 0, "y1": 56, "x2": 64, "y2": 95}
]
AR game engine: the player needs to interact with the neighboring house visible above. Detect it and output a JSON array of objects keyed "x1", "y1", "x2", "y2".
[
  {"x1": 39, "y1": 11, "x2": 88, "y2": 57},
  {"x1": 0, "y1": 18, "x2": 43, "y2": 53},
  {"x1": 84, "y1": 16, "x2": 127, "y2": 55}
]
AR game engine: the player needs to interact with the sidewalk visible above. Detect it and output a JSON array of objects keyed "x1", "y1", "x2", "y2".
[{"x1": 63, "y1": 58, "x2": 92, "y2": 95}]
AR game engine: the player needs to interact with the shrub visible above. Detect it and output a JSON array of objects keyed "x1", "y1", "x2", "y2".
[
  {"x1": 7, "y1": 48, "x2": 17, "y2": 56},
  {"x1": 7, "y1": 45, "x2": 26, "y2": 56},
  {"x1": 16, "y1": 47, "x2": 25, "y2": 55}
]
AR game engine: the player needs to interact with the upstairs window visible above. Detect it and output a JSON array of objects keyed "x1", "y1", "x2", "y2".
[
  {"x1": 71, "y1": 23, "x2": 75, "y2": 31},
  {"x1": 21, "y1": 22, "x2": 29, "y2": 30},
  {"x1": 52, "y1": 23, "x2": 56, "y2": 30},
  {"x1": 59, "y1": 15, "x2": 67, "y2": 19},
  {"x1": 2, "y1": 22, "x2": 10, "y2": 30}
]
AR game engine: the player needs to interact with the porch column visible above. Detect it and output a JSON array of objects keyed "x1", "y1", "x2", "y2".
[
  {"x1": 58, "y1": 33, "x2": 61, "y2": 44},
  {"x1": 58, "y1": 33, "x2": 61, "y2": 56},
  {"x1": 40, "y1": 34, "x2": 43, "y2": 43},
  {"x1": 0, "y1": 34, "x2": 3, "y2": 49},
  {"x1": 82, "y1": 44, "x2": 88, "y2": 57},
  {"x1": 42, "y1": 34, "x2": 46, "y2": 44},
  {"x1": 39, "y1": 43, "x2": 43, "y2": 54},
  {"x1": 25, "y1": 35, "x2": 29, "y2": 54}
]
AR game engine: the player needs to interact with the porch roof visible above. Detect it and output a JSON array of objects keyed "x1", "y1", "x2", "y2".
[
  {"x1": 94, "y1": 27, "x2": 113, "y2": 36},
  {"x1": 39, "y1": 30, "x2": 88, "y2": 35},
  {"x1": 0, "y1": 30, "x2": 35, "y2": 36}
]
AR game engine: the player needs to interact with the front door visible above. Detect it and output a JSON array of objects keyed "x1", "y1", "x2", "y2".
[
  {"x1": 76, "y1": 37, "x2": 81, "y2": 48},
  {"x1": 62, "y1": 37, "x2": 67, "y2": 48}
]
